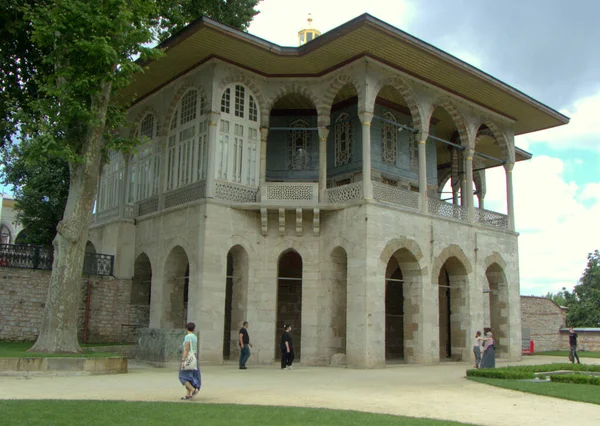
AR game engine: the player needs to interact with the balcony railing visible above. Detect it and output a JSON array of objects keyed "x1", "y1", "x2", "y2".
[
  {"x1": 428, "y1": 198, "x2": 468, "y2": 221},
  {"x1": 0, "y1": 244, "x2": 114, "y2": 276},
  {"x1": 261, "y1": 182, "x2": 318, "y2": 203},
  {"x1": 327, "y1": 182, "x2": 363, "y2": 203},
  {"x1": 475, "y1": 208, "x2": 508, "y2": 229},
  {"x1": 372, "y1": 182, "x2": 419, "y2": 210}
]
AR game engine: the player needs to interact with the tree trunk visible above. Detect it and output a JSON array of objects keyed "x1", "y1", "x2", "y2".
[{"x1": 29, "y1": 82, "x2": 112, "y2": 354}]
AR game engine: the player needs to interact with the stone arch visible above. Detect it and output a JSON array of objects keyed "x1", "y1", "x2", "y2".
[
  {"x1": 223, "y1": 244, "x2": 250, "y2": 360},
  {"x1": 217, "y1": 73, "x2": 267, "y2": 124},
  {"x1": 372, "y1": 76, "x2": 424, "y2": 132},
  {"x1": 428, "y1": 97, "x2": 472, "y2": 146},
  {"x1": 162, "y1": 245, "x2": 191, "y2": 329},
  {"x1": 380, "y1": 238, "x2": 426, "y2": 363},
  {"x1": 160, "y1": 83, "x2": 210, "y2": 136},
  {"x1": 433, "y1": 244, "x2": 471, "y2": 361},
  {"x1": 14, "y1": 229, "x2": 29, "y2": 244},
  {"x1": 131, "y1": 252, "x2": 152, "y2": 329},
  {"x1": 276, "y1": 248, "x2": 304, "y2": 359},
  {"x1": 380, "y1": 237, "x2": 426, "y2": 272},
  {"x1": 266, "y1": 83, "x2": 327, "y2": 124},
  {"x1": 272, "y1": 239, "x2": 316, "y2": 265},
  {"x1": 0, "y1": 223, "x2": 13, "y2": 244},
  {"x1": 475, "y1": 119, "x2": 511, "y2": 162},
  {"x1": 322, "y1": 73, "x2": 365, "y2": 114},
  {"x1": 323, "y1": 236, "x2": 355, "y2": 259},
  {"x1": 483, "y1": 252, "x2": 509, "y2": 357}
]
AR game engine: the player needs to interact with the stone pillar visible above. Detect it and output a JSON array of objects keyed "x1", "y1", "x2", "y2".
[
  {"x1": 417, "y1": 132, "x2": 429, "y2": 213},
  {"x1": 120, "y1": 156, "x2": 130, "y2": 218},
  {"x1": 205, "y1": 111, "x2": 220, "y2": 198},
  {"x1": 259, "y1": 127, "x2": 269, "y2": 201},
  {"x1": 504, "y1": 162, "x2": 515, "y2": 231},
  {"x1": 465, "y1": 148, "x2": 475, "y2": 222},
  {"x1": 318, "y1": 127, "x2": 330, "y2": 203},
  {"x1": 360, "y1": 112, "x2": 374, "y2": 200}
]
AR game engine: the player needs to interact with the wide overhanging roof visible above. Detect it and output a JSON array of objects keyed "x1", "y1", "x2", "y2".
[{"x1": 123, "y1": 14, "x2": 569, "y2": 136}]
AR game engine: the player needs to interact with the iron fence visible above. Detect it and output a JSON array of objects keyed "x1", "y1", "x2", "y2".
[{"x1": 0, "y1": 244, "x2": 114, "y2": 276}]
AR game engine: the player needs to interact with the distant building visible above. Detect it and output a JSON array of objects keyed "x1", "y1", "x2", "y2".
[{"x1": 0, "y1": 194, "x2": 24, "y2": 244}]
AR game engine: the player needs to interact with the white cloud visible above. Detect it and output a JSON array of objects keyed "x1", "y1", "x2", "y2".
[
  {"x1": 248, "y1": 0, "x2": 414, "y2": 47},
  {"x1": 485, "y1": 156, "x2": 600, "y2": 296},
  {"x1": 518, "y1": 91, "x2": 600, "y2": 152}
]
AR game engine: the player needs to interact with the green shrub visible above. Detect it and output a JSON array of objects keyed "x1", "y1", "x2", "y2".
[
  {"x1": 466, "y1": 368, "x2": 534, "y2": 379},
  {"x1": 550, "y1": 374, "x2": 600, "y2": 385}
]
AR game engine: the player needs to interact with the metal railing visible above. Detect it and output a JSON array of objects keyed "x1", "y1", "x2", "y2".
[{"x1": 0, "y1": 244, "x2": 114, "y2": 276}]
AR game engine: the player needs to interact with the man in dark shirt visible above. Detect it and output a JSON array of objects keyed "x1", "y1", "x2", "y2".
[
  {"x1": 568, "y1": 327, "x2": 580, "y2": 364},
  {"x1": 239, "y1": 321, "x2": 252, "y2": 369}
]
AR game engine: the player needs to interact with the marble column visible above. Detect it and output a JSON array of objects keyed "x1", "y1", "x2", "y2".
[
  {"x1": 359, "y1": 112, "x2": 374, "y2": 200},
  {"x1": 504, "y1": 162, "x2": 515, "y2": 231},
  {"x1": 205, "y1": 111, "x2": 220, "y2": 198},
  {"x1": 417, "y1": 132, "x2": 429, "y2": 213},
  {"x1": 465, "y1": 148, "x2": 475, "y2": 222},
  {"x1": 318, "y1": 127, "x2": 330, "y2": 203}
]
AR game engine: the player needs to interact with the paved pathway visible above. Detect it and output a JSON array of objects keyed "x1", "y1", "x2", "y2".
[{"x1": 1, "y1": 355, "x2": 599, "y2": 425}]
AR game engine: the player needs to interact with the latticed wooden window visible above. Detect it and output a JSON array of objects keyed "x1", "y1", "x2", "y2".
[
  {"x1": 165, "y1": 89, "x2": 208, "y2": 192},
  {"x1": 288, "y1": 119, "x2": 311, "y2": 170},
  {"x1": 221, "y1": 88, "x2": 231, "y2": 114},
  {"x1": 98, "y1": 150, "x2": 124, "y2": 211},
  {"x1": 217, "y1": 84, "x2": 260, "y2": 185},
  {"x1": 129, "y1": 113, "x2": 161, "y2": 203},
  {"x1": 335, "y1": 113, "x2": 352, "y2": 166},
  {"x1": 381, "y1": 111, "x2": 397, "y2": 165}
]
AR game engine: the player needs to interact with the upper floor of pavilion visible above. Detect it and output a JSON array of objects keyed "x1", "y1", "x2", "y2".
[{"x1": 93, "y1": 14, "x2": 569, "y2": 233}]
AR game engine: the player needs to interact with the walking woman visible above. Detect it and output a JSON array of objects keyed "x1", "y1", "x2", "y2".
[
  {"x1": 473, "y1": 331, "x2": 483, "y2": 368},
  {"x1": 179, "y1": 322, "x2": 201, "y2": 400},
  {"x1": 479, "y1": 331, "x2": 496, "y2": 369},
  {"x1": 280, "y1": 324, "x2": 295, "y2": 369}
]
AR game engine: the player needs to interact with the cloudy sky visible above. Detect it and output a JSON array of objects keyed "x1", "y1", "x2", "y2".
[{"x1": 248, "y1": 0, "x2": 600, "y2": 296}]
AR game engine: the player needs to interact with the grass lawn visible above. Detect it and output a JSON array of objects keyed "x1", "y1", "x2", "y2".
[
  {"x1": 535, "y1": 350, "x2": 600, "y2": 358},
  {"x1": 0, "y1": 400, "x2": 469, "y2": 426},
  {"x1": 468, "y1": 377, "x2": 600, "y2": 405},
  {"x1": 0, "y1": 342, "x2": 119, "y2": 358}
]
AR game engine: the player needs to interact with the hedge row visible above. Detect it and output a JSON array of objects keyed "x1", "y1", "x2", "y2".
[
  {"x1": 550, "y1": 374, "x2": 600, "y2": 386},
  {"x1": 466, "y1": 363, "x2": 600, "y2": 380}
]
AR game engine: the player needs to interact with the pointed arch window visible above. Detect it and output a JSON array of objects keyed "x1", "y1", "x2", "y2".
[
  {"x1": 382, "y1": 111, "x2": 398, "y2": 165},
  {"x1": 166, "y1": 89, "x2": 208, "y2": 191},
  {"x1": 0, "y1": 224, "x2": 11, "y2": 244},
  {"x1": 217, "y1": 84, "x2": 260, "y2": 186},
  {"x1": 335, "y1": 113, "x2": 352, "y2": 166},
  {"x1": 288, "y1": 119, "x2": 311, "y2": 170},
  {"x1": 128, "y1": 113, "x2": 161, "y2": 203}
]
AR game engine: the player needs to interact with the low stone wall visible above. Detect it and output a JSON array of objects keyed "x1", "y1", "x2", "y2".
[
  {"x1": 0, "y1": 357, "x2": 127, "y2": 376},
  {"x1": 560, "y1": 329, "x2": 600, "y2": 352},
  {"x1": 520, "y1": 296, "x2": 566, "y2": 352},
  {"x1": 0, "y1": 267, "x2": 148, "y2": 343},
  {"x1": 136, "y1": 328, "x2": 198, "y2": 367}
]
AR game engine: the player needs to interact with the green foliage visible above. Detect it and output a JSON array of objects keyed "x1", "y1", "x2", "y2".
[
  {"x1": 1, "y1": 140, "x2": 69, "y2": 245},
  {"x1": 1, "y1": 0, "x2": 260, "y2": 249},
  {"x1": 466, "y1": 363, "x2": 600, "y2": 379},
  {"x1": 550, "y1": 374, "x2": 600, "y2": 385},
  {"x1": 0, "y1": 342, "x2": 118, "y2": 358},
  {"x1": 562, "y1": 250, "x2": 600, "y2": 327},
  {"x1": 544, "y1": 291, "x2": 566, "y2": 307}
]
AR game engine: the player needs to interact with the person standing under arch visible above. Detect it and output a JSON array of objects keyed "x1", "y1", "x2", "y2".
[{"x1": 280, "y1": 324, "x2": 294, "y2": 370}]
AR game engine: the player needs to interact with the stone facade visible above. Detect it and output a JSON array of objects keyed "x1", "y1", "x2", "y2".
[
  {"x1": 84, "y1": 16, "x2": 568, "y2": 368},
  {"x1": 0, "y1": 196, "x2": 24, "y2": 244},
  {"x1": 0, "y1": 267, "x2": 142, "y2": 343},
  {"x1": 560, "y1": 329, "x2": 600, "y2": 352},
  {"x1": 520, "y1": 296, "x2": 566, "y2": 352}
]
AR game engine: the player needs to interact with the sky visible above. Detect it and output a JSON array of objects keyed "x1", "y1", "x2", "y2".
[
  {"x1": 3, "y1": 1, "x2": 598, "y2": 296},
  {"x1": 247, "y1": 0, "x2": 600, "y2": 296}
]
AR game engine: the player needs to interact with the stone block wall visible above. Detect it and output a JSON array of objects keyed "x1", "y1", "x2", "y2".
[
  {"x1": 560, "y1": 329, "x2": 600, "y2": 352},
  {"x1": 0, "y1": 266, "x2": 143, "y2": 343},
  {"x1": 520, "y1": 296, "x2": 566, "y2": 352}
]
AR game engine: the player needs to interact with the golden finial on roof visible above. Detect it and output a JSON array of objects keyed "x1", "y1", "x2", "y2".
[{"x1": 298, "y1": 13, "x2": 321, "y2": 46}]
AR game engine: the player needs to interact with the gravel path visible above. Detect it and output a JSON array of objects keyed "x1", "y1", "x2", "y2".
[{"x1": 1, "y1": 355, "x2": 599, "y2": 426}]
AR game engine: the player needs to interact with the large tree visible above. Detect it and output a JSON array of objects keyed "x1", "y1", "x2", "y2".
[
  {"x1": 563, "y1": 250, "x2": 600, "y2": 327},
  {"x1": 1, "y1": 0, "x2": 260, "y2": 353}
]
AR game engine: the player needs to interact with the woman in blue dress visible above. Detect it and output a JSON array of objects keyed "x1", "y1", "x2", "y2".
[
  {"x1": 479, "y1": 331, "x2": 496, "y2": 369},
  {"x1": 178, "y1": 322, "x2": 201, "y2": 400}
]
